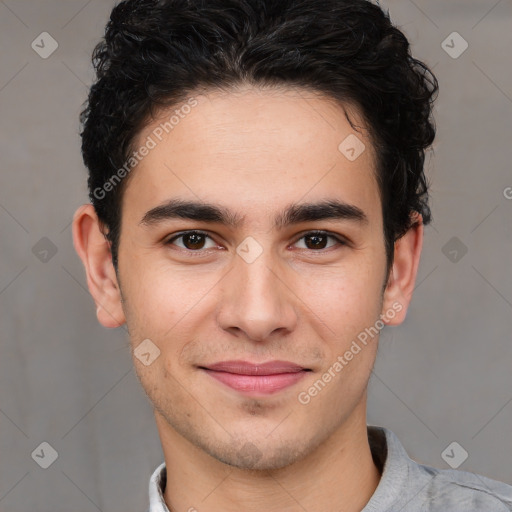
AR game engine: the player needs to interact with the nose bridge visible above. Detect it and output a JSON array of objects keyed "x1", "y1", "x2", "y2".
[
  {"x1": 240, "y1": 248, "x2": 278, "y2": 299},
  {"x1": 236, "y1": 242, "x2": 283, "y2": 314},
  {"x1": 217, "y1": 238, "x2": 297, "y2": 341}
]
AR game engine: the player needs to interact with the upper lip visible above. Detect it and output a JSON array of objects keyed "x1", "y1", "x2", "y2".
[{"x1": 201, "y1": 360, "x2": 309, "y2": 375}]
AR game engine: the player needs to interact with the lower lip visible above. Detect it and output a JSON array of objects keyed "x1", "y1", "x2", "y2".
[{"x1": 202, "y1": 369, "x2": 307, "y2": 395}]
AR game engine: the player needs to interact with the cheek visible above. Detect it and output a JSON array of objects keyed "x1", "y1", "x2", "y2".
[
  {"x1": 122, "y1": 262, "x2": 222, "y2": 370},
  {"x1": 292, "y1": 259, "x2": 384, "y2": 337},
  {"x1": 296, "y1": 267, "x2": 382, "y2": 410},
  {"x1": 121, "y1": 255, "x2": 204, "y2": 323}
]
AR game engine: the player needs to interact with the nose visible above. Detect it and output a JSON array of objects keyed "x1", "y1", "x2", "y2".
[{"x1": 216, "y1": 249, "x2": 298, "y2": 342}]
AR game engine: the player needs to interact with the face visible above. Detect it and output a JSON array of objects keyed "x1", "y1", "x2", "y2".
[{"x1": 76, "y1": 85, "x2": 419, "y2": 471}]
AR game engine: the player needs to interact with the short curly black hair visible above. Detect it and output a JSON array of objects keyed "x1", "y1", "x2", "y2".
[{"x1": 80, "y1": 0, "x2": 438, "y2": 275}]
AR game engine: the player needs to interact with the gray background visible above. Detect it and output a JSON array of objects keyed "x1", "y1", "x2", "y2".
[{"x1": 1, "y1": 0, "x2": 511, "y2": 510}]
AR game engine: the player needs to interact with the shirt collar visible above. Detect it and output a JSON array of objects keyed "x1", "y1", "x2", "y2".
[{"x1": 148, "y1": 461, "x2": 168, "y2": 512}]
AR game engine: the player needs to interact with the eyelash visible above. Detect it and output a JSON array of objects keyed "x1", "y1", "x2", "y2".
[{"x1": 164, "y1": 230, "x2": 347, "y2": 253}]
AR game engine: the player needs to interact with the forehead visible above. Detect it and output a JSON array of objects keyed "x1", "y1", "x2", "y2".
[{"x1": 122, "y1": 86, "x2": 381, "y2": 227}]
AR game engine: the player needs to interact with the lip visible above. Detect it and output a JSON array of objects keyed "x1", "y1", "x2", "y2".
[
  {"x1": 200, "y1": 360, "x2": 310, "y2": 395},
  {"x1": 203, "y1": 360, "x2": 307, "y2": 375}
]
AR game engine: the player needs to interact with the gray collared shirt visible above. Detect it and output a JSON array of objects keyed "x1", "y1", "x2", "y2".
[{"x1": 147, "y1": 425, "x2": 512, "y2": 511}]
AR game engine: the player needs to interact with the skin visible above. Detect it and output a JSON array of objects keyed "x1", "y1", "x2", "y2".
[{"x1": 73, "y1": 85, "x2": 423, "y2": 512}]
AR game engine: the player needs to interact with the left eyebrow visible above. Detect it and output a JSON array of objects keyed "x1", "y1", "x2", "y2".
[{"x1": 139, "y1": 198, "x2": 369, "y2": 229}]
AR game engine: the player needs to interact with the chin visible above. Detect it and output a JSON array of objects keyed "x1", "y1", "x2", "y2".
[{"x1": 208, "y1": 435, "x2": 312, "y2": 472}]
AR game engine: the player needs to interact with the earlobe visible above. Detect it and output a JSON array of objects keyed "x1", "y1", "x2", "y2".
[
  {"x1": 72, "y1": 204, "x2": 126, "y2": 328},
  {"x1": 381, "y1": 213, "x2": 424, "y2": 326}
]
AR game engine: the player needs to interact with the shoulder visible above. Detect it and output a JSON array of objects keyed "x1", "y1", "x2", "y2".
[
  {"x1": 413, "y1": 463, "x2": 512, "y2": 511},
  {"x1": 368, "y1": 426, "x2": 512, "y2": 512}
]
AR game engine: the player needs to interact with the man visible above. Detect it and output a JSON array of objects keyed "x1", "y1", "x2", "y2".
[{"x1": 72, "y1": 0, "x2": 512, "y2": 510}]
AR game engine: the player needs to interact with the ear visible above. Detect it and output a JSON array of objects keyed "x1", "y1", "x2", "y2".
[
  {"x1": 72, "y1": 204, "x2": 126, "y2": 328},
  {"x1": 381, "y1": 212, "x2": 424, "y2": 326}
]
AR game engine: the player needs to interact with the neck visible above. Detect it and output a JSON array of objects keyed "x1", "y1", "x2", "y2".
[{"x1": 157, "y1": 399, "x2": 381, "y2": 512}]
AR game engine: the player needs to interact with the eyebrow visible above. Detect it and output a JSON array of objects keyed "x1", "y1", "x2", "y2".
[{"x1": 139, "y1": 198, "x2": 368, "y2": 230}]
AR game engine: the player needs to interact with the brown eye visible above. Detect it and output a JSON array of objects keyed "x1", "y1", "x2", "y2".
[
  {"x1": 294, "y1": 231, "x2": 345, "y2": 251},
  {"x1": 166, "y1": 231, "x2": 215, "y2": 251}
]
